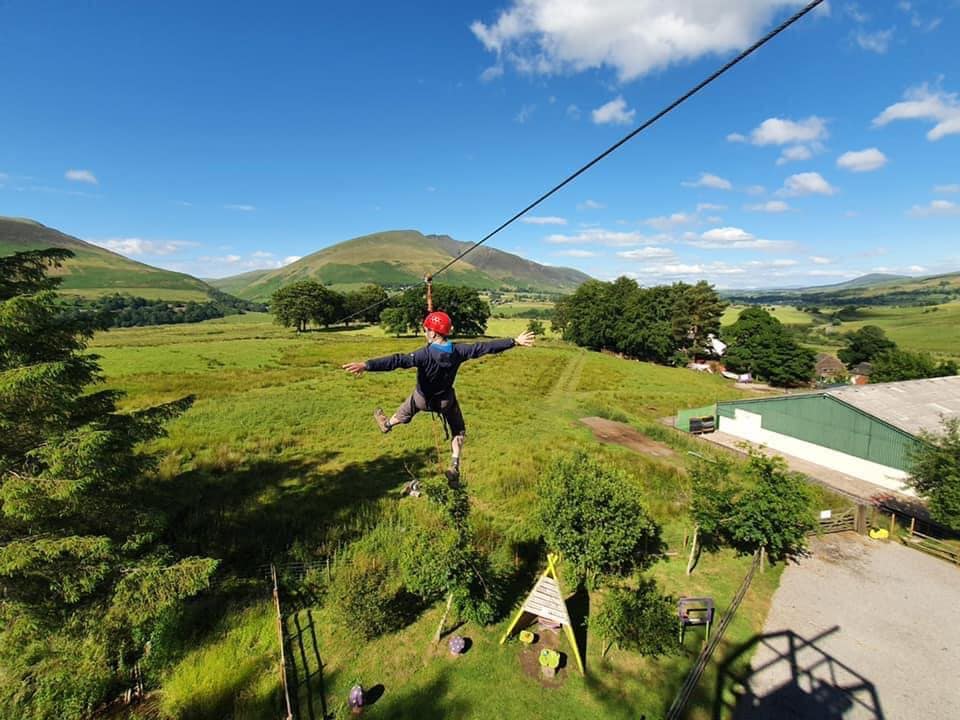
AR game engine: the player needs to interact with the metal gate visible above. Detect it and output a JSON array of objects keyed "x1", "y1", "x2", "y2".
[{"x1": 817, "y1": 507, "x2": 857, "y2": 534}]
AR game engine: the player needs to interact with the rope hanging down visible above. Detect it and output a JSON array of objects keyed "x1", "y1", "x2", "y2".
[{"x1": 334, "y1": 0, "x2": 825, "y2": 325}]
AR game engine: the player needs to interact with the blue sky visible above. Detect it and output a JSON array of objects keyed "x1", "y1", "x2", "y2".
[{"x1": 1, "y1": 0, "x2": 959, "y2": 288}]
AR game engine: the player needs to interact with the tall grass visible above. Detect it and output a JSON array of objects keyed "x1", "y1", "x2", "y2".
[{"x1": 90, "y1": 315, "x2": 780, "y2": 719}]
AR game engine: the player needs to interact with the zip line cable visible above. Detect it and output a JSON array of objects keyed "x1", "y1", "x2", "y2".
[{"x1": 334, "y1": 0, "x2": 824, "y2": 325}]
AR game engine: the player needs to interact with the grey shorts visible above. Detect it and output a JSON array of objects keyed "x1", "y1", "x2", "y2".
[{"x1": 394, "y1": 388, "x2": 466, "y2": 437}]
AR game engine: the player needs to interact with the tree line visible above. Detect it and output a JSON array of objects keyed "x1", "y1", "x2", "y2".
[
  {"x1": 271, "y1": 280, "x2": 491, "y2": 336},
  {"x1": 58, "y1": 289, "x2": 266, "y2": 328},
  {"x1": 552, "y1": 278, "x2": 726, "y2": 365}
]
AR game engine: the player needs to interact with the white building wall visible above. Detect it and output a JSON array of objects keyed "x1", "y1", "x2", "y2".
[{"x1": 719, "y1": 408, "x2": 913, "y2": 495}]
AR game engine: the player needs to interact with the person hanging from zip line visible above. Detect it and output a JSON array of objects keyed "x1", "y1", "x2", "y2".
[{"x1": 342, "y1": 310, "x2": 535, "y2": 486}]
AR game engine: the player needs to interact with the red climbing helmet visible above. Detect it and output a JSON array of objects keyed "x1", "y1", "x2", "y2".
[{"x1": 423, "y1": 311, "x2": 452, "y2": 336}]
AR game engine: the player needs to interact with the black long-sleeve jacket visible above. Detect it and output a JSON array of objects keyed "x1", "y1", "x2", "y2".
[{"x1": 364, "y1": 338, "x2": 515, "y2": 400}]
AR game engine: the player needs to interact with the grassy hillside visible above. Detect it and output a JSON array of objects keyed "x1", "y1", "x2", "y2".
[
  {"x1": 0, "y1": 216, "x2": 212, "y2": 301},
  {"x1": 210, "y1": 230, "x2": 591, "y2": 300},
  {"x1": 724, "y1": 270, "x2": 960, "y2": 307},
  {"x1": 722, "y1": 302, "x2": 960, "y2": 358},
  {"x1": 87, "y1": 314, "x2": 797, "y2": 720}
]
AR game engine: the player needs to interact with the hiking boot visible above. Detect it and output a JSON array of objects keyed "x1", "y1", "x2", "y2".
[
  {"x1": 374, "y1": 408, "x2": 391, "y2": 433},
  {"x1": 445, "y1": 465, "x2": 461, "y2": 488}
]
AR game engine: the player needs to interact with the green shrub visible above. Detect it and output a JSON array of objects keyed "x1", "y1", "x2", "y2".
[
  {"x1": 591, "y1": 579, "x2": 678, "y2": 658},
  {"x1": 329, "y1": 558, "x2": 405, "y2": 641}
]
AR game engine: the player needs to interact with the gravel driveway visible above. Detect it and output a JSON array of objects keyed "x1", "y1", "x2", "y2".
[{"x1": 733, "y1": 533, "x2": 960, "y2": 720}]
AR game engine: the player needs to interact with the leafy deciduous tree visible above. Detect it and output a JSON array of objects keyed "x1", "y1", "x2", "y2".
[
  {"x1": 837, "y1": 325, "x2": 896, "y2": 368},
  {"x1": 723, "y1": 307, "x2": 815, "y2": 387},
  {"x1": 537, "y1": 453, "x2": 662, "y2": 589},
  {"x1": 908, "y1": 417, "x2": 960, "y2": 530},
  {"x1": 727, "y1": 452, "x2": 816, "y2": 562},
  {"x1": 870, "y1": 348, "x2": 957, "y2": 383},
  {"x1": 270, "y1": 280, "x2": 345, "y2": 331}
]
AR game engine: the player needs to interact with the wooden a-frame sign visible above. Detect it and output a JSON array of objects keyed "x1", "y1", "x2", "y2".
[{"x1": 500, "y1": 553, "x2": 585, "y2": 674}]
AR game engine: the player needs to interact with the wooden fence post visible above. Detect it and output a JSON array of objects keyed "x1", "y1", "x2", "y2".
[{"x1": 272, "y1": 564, "x2": 294, "y2": 720}]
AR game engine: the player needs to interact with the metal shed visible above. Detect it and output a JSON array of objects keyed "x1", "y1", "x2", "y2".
[{"x1": 712, "y1": 376, "x2": 960, "y2": 492}]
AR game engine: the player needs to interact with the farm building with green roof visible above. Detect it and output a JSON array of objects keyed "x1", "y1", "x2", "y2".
[{"x1": 704, "y1": 376, "x2": 960, "y2": 494}]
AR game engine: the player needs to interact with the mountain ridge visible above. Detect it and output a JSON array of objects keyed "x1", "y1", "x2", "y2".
[
  {"x1": 210, "y1": 229, "x2": 592, "y2": 299},
  {"x1": 0, "y1": 216, "x2": 213, "y2": 301}
]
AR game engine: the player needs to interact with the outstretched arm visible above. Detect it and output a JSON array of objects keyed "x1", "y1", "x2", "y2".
[
  {"x1": 456, "y1": 331, "x2": 535, "y2": 361},
  {"x1": 342, "y1": 351, "x2": 419, "y2": 376}
]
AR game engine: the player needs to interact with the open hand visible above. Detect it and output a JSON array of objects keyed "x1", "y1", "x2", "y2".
[
  {"x1": 342, "y1": 361, "x2": 366, "y2": 376},
  {"x1": 514, "y1": 331, "x2": 536, "y2": 347}
]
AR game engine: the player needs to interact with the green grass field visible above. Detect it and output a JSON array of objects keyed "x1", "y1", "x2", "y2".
[
  {"x1": 721, "y1": 305, "x2": 813, "y2": 327},
  {"x1": 91, "y1": 314, "x2": 793, "y2": 719},
  {"x1": 820, "y1": 302, "x2": 960, "y2": 357},
  {"x1": 722, "y1": 302, "x2": 960, "y2": 359}
]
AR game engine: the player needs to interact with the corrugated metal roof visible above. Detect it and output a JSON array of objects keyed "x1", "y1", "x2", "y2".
[{"x1": 827, "y1": 376, "x2": 960, "y2": 436}]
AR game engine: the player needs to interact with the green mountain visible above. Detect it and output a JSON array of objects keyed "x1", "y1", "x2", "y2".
[
  {"x1": 793, "y1": 273, "x2": 910, "y2": 294},
  {"x1": 0, "y1": 217, "x2": 213, "y2": 301},
  {"x1": 210, "y1": 230, "x2": 592, "y2": 300}
]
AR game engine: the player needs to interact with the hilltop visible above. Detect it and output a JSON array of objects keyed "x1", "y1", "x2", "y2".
[
  {"x1": 0, "y1": 217, "x2": 213, "y2": 301},
  {"x1": 210, "y1": 230, "x2": 592, "y2": 300}
]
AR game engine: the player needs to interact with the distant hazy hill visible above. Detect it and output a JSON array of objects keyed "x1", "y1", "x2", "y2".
[
  {"x1": 724, "y1": 271, "x2": 960, "y2": 306},
  {"x1": 210, "y1": 230, "x2": 592, "y2": 300},
  {"x1": 0, "y1": 217, "x2": 213, "y2": 301}
]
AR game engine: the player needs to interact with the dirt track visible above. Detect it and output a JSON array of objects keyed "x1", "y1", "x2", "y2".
[
  {"x1": 735, "y1": 534, "x2": 960, "y2": 719},
  {"x1": 578, "y1": 417, "x2": 675, "y2": 458}
]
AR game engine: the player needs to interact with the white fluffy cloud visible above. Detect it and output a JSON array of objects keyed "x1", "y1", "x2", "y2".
[
  {"x1": 545, "y1": 229, "x2": 665, "y2": 247},
  {"x1": 631, "y1": 262, "x2": 748, "y2": 277},
  {"x1": 778, "y1": 172, "x2": 837, "y2": 196},
  {"x1": 522, "y1": 215, "x2": 568, "y2": 225},
  {"x1": 777, "y1": 145, "x2": 812, "y2": 165},
  {"x1": 224, "y1": 204, "x2": 256, "y2": 212},
  {"x1": 696, "y1": 202, "x2": 726, "y2": 212},
  {"x1": 746, "y1": 200, "x2": 791, "y2": 213},
  {"x1": 554, "y1": 249, "x2": 597, "y2": 257},
  {"x1": 682, "y1": 172, "x2": 733, "y2": 191},
  {"x1": 744, "y1": 116, "x2": 828, "y2": 146},
  {"x1": 855, "y1": 28, "x2": 893, "y2": 54},
  {"x1": 809, "y1": 255, "x2": 833, "y2": 264},
  {"x1": 283, "y1": 256, "x2": 302, "y2": 266},
  {"x1": 470, "y1": 1, "x2": 809, "y2": 82},
  {"x1": 908, "y1": 199, "x2": 959, "y2": 217},
  {"x1": 617, "y1": 246, "x2": 676, "y2": 260},
  {"x1": 837, "y1": 147, "x2": 888, "y2": 172},
  {"x1": 873, "y1": 82, "x2": 960, "y2": 141},
  {"x1": 692, "y1": 226, "x2": 791, "y2": 250},
  {"x1": 65, "y1": 169, "x2": 98, "y2": 185},
  {"x1": 592, "y1": 96, "x2": 635, "y2": 125},
  {"x1": 91, "y1": 238, "x2": 196, "y2": 256},
  {"x1": 934, "y1": 184, "x2": 960, "y2": 193}
]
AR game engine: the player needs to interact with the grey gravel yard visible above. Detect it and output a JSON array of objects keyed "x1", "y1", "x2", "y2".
[{"x1": 734, "y1": 533, "x2": 960, "y2": 720}]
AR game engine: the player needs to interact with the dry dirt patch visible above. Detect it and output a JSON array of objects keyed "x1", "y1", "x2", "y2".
[{"x1": 579, "y1": 417, "x2": 676, "y2": 458}]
